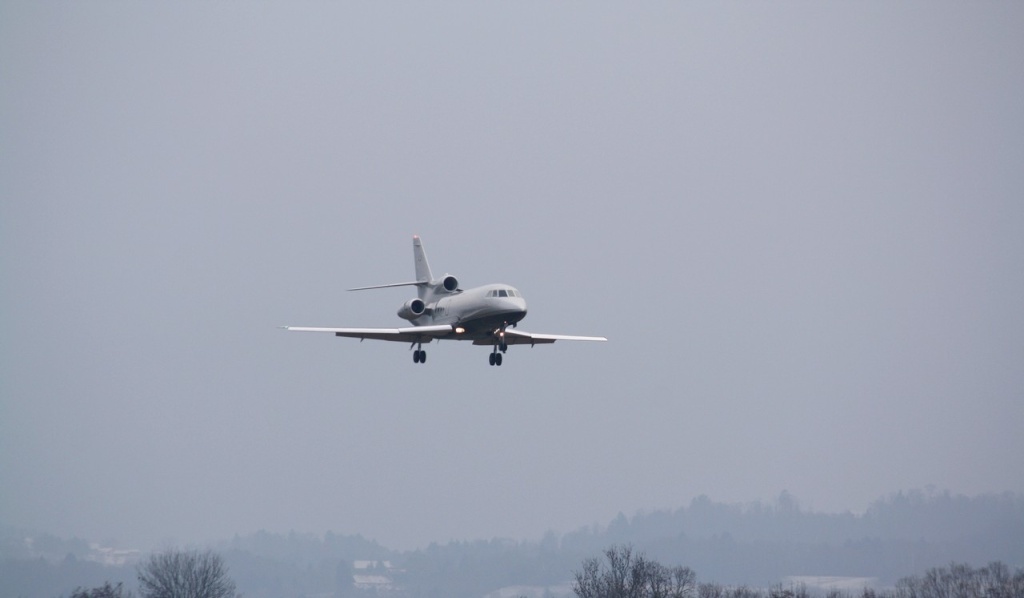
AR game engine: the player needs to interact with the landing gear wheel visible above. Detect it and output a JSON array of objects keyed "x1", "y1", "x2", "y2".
[
  {"x1": 488, "y1": 353, "x2": 496, "y2": 366},
  {"x1": 411, "y1": 342, "x2": 428, "y2": 364},
  {"x1": 495, "y1": 353, "x2": 503, "y2": 366}
]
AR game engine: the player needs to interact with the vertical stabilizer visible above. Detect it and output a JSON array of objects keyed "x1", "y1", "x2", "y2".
[{"x1": 413, "y1": 235, "x2": 433, "y2": 285}]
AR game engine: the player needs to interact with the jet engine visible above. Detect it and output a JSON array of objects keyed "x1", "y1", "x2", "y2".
[
  {"x1": 397, "y1": 298, "x2": 426, "y2": 321},
  {"x1": 440, "y1": 274, "x2": 459, "y2": 292}
]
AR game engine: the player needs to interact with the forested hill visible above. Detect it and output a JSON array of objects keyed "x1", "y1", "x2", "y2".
[
  {"x1": 3, "y1": 490, "x2": 1022, "y2": 597},
  {"x1": 557, "y1": 490, "x2": 1024, "y2": 585},
  {"x1": 594, "y1": 490, "x2": 1024, "y2": 546}
]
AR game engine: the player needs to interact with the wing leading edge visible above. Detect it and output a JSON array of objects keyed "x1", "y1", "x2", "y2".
[
  {"x1": 473, "y1": 329, "x2": 608, "y2": 346},
  {"x1": 283, "y1": 324, "x2": 453, "y2": 343}
]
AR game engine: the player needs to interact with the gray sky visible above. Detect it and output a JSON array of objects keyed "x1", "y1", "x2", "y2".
[{"x1": 2, "y1": 2, "x2": 1022, "y2": 551}]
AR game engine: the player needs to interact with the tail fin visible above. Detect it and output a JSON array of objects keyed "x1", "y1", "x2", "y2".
[
  {"x1": 347, "y1": 236, "x2": 433, "y2": 295},
  {"x1": 413, "y1": 235, "x2": 433, "y2": 284}
]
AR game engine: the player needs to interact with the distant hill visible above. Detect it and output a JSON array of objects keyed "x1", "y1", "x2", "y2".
[
  {"x1": 3, "y1": 490, "x2": 1022, "y2": 597},
  {"x1": 558, "y1": 490, "x2": 1024, "y2": 584}
]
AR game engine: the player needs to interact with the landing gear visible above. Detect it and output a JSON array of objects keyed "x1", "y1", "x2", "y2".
[
  {"x1": 412, "y1": 343, "x2": 426, "y2": 364},
  {"x1": 488, "y1": 324, "x2": 510, "y2": 366}
]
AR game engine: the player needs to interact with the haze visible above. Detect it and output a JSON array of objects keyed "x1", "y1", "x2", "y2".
[{"x1": 2, "y1": 3, "x2": 1022, "y2": 552}]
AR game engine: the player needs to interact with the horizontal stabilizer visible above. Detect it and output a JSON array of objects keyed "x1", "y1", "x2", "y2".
[{"x1": 347, "y1": 281, "x2": 426, "y2": 291}]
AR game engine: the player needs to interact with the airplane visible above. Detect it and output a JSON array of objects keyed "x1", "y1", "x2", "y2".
[{"x1": 283, "y1": 235, "x2": 606, "y2": 366}]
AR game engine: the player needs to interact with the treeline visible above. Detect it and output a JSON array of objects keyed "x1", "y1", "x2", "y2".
[
  {"x1": 1, "y1": 555, "x2": 135, "y2": 598},
  {"x1": 43, "y1": 545, "x2": 1024, "y2": 598},
  {"x1": 2, "y1": 490, "x2": 1022, "y2": 597},
  {"x1": 574, "y1": 546, "x2": 1024, "y2": 598}
]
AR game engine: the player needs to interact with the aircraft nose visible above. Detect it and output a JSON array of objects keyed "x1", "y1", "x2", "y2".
[
  {"x1": 496, "y1": 296, "x2": 526, "y2": 317},
  {"x1": 512, "y1": 297, "x2": 527, "y2": 319}
]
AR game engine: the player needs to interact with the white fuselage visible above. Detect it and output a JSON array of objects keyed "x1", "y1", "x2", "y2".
[{"x1": 409, "y1": 284, "x2": 528, "y2": 338}]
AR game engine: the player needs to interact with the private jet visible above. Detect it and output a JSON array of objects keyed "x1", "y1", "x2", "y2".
[{"x1": 283, "y1": 235, "x2": 606, "y2": 366}]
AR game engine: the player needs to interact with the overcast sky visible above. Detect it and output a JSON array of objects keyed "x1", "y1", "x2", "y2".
[{"x1": 2, "y1": 2, "x2": 1022, "y2": 551}]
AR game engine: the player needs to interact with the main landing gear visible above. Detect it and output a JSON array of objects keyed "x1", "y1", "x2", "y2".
[
  {"x1": 488, "y1": 327, "x2": 509, "y2": 366},
  {"x1": 412, "y1": 343, "x2": 426, "y2": 364}
]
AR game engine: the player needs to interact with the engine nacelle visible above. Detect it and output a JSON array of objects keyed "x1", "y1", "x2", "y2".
[
  {"x1": 397, "y1": 298, "x2": 426, "y2": 321},
  {"x1": 440, "y1": 274, "x2": 459, "y2": 292}
]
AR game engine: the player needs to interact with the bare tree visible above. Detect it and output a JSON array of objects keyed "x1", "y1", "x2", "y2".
[
  {"x1": 697, "y1": 584, "x2": 725, "y2": 598},
  {"x1": 573, "y1": 545, "x2": 696, "y2": 598},
  {"x1": 70, "y1": 582, "x2": 132, "y2": 598},
  {"x1": 893, "y1": 561, "x2": 1024, "y2": 598},
  {"x1": 137, "y1": 549, "x2": 236, "y2": 598}
]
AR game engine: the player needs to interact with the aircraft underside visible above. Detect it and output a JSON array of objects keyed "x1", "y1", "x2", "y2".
[{"x1": 411, "y1": 309, "x2": 526, "y2": 366}]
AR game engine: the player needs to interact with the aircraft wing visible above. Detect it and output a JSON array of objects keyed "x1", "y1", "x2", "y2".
[
  {"x1": 283, "y1": 324, "x2": 453, "y2": 343},
  {"x1": 474, "y1": 329, "x2": 608, "y2": 346}
]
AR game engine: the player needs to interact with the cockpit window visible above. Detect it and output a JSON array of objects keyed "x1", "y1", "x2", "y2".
[{"x1": 498, "y1": 290, "x2": 508, "y2": 297}]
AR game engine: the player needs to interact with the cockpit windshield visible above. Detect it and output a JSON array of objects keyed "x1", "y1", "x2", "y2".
[{"x1": 486, "y1": 288, "x2": 519, "y2": 298}]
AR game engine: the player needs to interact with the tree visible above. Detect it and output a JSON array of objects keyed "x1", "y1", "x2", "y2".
[
  {"x1": 574, "y1": 545, "x2": 696, "y2": 598},
  {"x1": 70, "y1": 582, "x2": 132, "y2": 598},
  {"x1": 894, "y1": 561, "x2": 1024, "y2": 598},
  {"x1": 137, "y1": 549, "x2": 236, "y2": 598}
]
